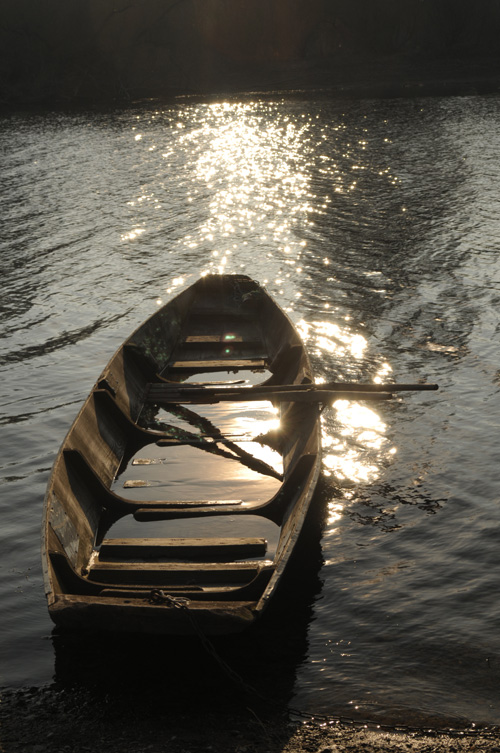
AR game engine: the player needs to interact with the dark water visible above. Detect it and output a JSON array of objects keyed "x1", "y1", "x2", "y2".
[{"x1": 1, "y1": 94, "x2": 500, "y2": 727}]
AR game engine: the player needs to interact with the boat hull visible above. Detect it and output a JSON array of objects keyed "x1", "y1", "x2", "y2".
[{"x1": 42, "y1": 274, "x2": 322, "y2": 634}]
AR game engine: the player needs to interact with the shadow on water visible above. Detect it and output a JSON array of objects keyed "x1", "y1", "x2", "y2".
[{"x1": 50, "y1": 480, "x2": 328, "y2": 718}]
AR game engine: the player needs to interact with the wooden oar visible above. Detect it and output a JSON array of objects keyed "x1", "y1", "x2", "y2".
[
  {"x1": 146, "y1": 380, "x2": 438, "y2": 405},
  {"x1": 194, "y1": 381, "x2": 437, "y2": 394},
  {"x1": 146, "y1": 386, "x2": 395, "y2": 405},
  {"x1": 318, "y1": 381, "x2": 438, "y2": 393}
]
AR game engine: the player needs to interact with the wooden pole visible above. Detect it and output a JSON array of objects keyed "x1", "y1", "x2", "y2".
[
  {"x1": 146, "y1": 386, "x2": 396, "y2": 404},
  {"x1": 146, "y1": 380, "x2": 438, "y2": 405}
]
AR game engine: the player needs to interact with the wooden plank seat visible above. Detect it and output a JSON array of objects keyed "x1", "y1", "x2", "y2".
[
  {"x1": 167, "y1": 358, "x2": 268, "y2": 371},
  {"x1": 87, "y1": 561, "x2": 272, "y2": 587},
  {"x1": 48, "y1": 550, "x2": 274, "y2": 600},
  {"x1": 98, "y1": 537, "x2": 268, "y2": 562},
  {"x1": 178, "y1": 338, "x2": 264, "y2": 349},
  {"x1": 184, "y1": 335, "x2": 249, "y2": 343},
  {"x1": 171, "y1": 338, "x2": 266, "y2": 358}
]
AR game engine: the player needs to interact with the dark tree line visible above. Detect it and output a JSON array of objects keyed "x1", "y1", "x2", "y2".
[{"x1": 1, "y1": 0, "x2": 500, "y2": 104}]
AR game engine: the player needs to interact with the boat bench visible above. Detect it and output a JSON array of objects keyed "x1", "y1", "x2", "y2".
[
  {"x1": 184, "y1": 335, "x2": 253, "y2": 343},
  {"x1": 98, "y1": 536, "x2": 267, "y2": 562},
  {"x1": 48, "y1": 549, "x2": 273, "y2": 600},
  {"x1": 179, "y1": 337, "x2": 265, "y2": 350},
  {"x1": 90, "y1": 537, "x2": 270, "y2": 588},
  {"x1": 169, "y1": 338, "x2": 267, "y2": 362},
  {"x1": 87, "y1": 560, "x2": 272, "y2": 587},
  {"x1": 167, "y1": 358, "x2": 268, "y2": 372}
]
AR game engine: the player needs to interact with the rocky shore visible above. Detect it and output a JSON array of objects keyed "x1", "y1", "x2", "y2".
[{"x1": 1, "y1": 684, "x2": 500, "y2": 753}]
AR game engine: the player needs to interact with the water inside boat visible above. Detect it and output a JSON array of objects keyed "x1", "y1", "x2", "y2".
[{"x1": 105, "y1": 368, "x2": 282, "y2": 561}]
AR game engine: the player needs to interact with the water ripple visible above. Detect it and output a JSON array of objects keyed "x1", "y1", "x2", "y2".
[{"x1": 1, "y1": 96, "x2": 500, "y2": 725}]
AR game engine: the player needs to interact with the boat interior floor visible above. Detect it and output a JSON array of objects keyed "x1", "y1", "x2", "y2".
[{"x1": 82, "y1": 367, "x2": 301, "y2": 600}]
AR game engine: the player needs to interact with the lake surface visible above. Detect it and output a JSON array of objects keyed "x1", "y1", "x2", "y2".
[{"x1": 1, "y1": 92, "x2": 500, "y2": 728}]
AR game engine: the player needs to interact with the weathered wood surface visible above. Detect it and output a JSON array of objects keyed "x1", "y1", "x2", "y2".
[
  {"x1": 99, "y1": 537, "x2": 268, "y2": 561},
  {"x1": 88, "y1": 560, "x2": 271, "y2": 586},
  {"x1": 147, "y1": 379, "x2": 438, "y2": 403},
  {"x1": 146, "y1": 384, "x2": 395, "y2": 404},
  {"x1": 168, "y1": 358, "x2": 268, "y2": 370}
]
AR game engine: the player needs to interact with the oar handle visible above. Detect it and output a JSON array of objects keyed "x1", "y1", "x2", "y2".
[{"x1": 324, "y1": 382, "x2": 439, "y2": 393}]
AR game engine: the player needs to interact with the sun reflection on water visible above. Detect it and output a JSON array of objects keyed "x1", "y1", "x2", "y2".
[
  {"x1": 156, "y1": 396, "x2": 282, "y2": 483},
  {"x1": 296, "y1": 317, "x2": 397, "y2": 531},
  {"x1": 320, "y1": 390, "x2": 395, "y2": 534},
  {"x1": 322, "y1": 400, "x2": 388, "y2": 485},
  {"x1": 296, "y1": 319, "x2": 370, "y2": 365},
  {"x1": 173, "y1": 100, "x2": 315, "y2": 282},
  {"x1": 119, "y1": 101, "x2": 400, "y2": 528}
]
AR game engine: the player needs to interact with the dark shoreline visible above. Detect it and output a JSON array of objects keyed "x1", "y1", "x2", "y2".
[
  {"x1": 3, "y1": 0, "x2": 500, "y2": 112},
  {"x1": 2, "y1": 57, "x2": 500, "y2": 112},
  {"x1": 2, "y1": 684, "x2": 500, "y2": 753}
]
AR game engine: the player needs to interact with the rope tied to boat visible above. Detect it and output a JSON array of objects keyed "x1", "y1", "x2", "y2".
[
  {"x1": 146, "y1": 592, "x2": 500, "y2": 740},
  {"x1": 148, "y1": 590, "x2": 191, "y2": 608}
]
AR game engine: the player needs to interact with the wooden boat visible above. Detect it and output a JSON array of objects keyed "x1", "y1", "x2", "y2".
[
  {"x1": 42, "y1": 274, "x2": 437, "y2": 635},
  {"x1": 42, "y1": 274, "x2": 325, "y2": 634}
]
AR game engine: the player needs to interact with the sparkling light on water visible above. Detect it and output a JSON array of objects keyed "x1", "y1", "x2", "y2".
[{"x1": 2, "y1": 96, "x2": 500, "y2": 726}]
